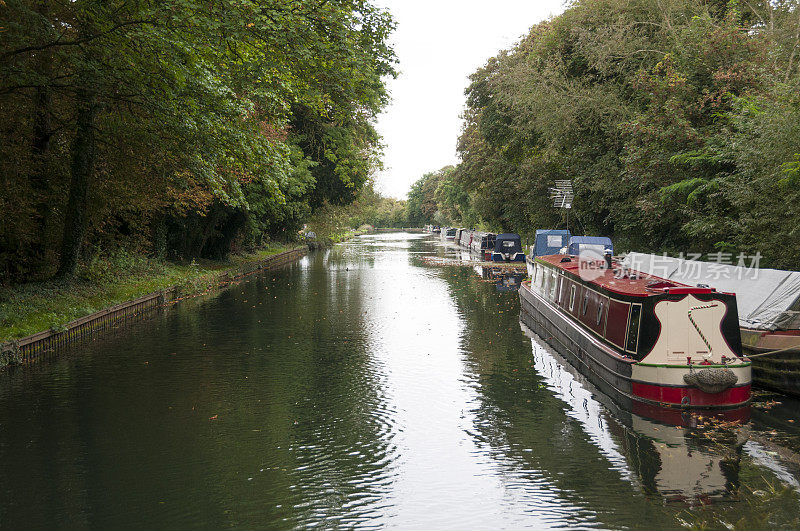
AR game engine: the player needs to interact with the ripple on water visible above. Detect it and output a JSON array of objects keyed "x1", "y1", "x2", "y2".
[{"x1": 1, "y1": 234, "x2": 799, "y2": 528}]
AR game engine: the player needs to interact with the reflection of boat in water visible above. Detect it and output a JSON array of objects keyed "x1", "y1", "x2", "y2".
[
  {"x1": 473, "y1": 265, "x2": 525, "y2": 292},
  {"x1": 440, "y1": 227, "x2": 457, "y2": 241},
  {"x1": 520, "y1": 321, "x2": 748, "y2": 505}
]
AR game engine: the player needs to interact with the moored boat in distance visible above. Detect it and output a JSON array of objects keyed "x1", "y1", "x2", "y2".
[
  {"x1": 519, "y1": 251, "x2": 752, "y2": 409},
  {"x1": 470, "y1": 232, "x2": 496, "y2": 260},
  {"x1": 490, "y1": 233, "x2": 525, "y2": 262},
  {"x1": 458, "y1": 229, "x2": 474, "y2": 250},
  {"x1": 456, "y1": 229, "x2": 499, "y2": 261},
  {"x1": 440, "y1": 227, "x2": 457, "y2": 241},
  {"x1": 424, "y1": 224, "x2": 440, "y2": 234}
]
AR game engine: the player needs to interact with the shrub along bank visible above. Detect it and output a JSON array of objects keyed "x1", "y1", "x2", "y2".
[{"x1": 0, "y1": 244, "x2": 294, "y2": 343}]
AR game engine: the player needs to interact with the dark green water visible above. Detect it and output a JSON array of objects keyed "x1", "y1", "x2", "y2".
[{"x1": 1, "y1": 233, "x2": 799, "y2": 528}]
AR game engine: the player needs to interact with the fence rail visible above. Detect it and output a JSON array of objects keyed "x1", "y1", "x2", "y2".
[{"x1": 0, "y1": 247, "x2": 307, "y2": 366}]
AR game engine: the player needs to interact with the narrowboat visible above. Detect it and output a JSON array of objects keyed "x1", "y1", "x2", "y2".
[
  {"x1": 519, "y1": 253, "x2": 752, "y2": 409},
  {"x1": 471, "y1": 232, "x2": 496, "y2": 260},
  {"x1": 458, "y1": 229, "x2": 474, "y2": 249},
  {"x1": 454, "y1": 228, "x2": 466, "y2": 246},
  {"x1": 490, "y1": 233, "x2": 525, "y2": 262},
  {"x1": 623, "y1": 252, "x2": 800, "y2": 397},
  {"x1": 440, "y1": 227, "x2": 457, "y2": 241}
]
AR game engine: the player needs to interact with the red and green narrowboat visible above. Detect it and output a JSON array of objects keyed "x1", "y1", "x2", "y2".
[{"x1": 519, "y1": 254, "x2": 751, "y2": 409}]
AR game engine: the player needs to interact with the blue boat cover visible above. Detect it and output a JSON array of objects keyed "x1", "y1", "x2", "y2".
[
  {"x1": 496, "y1": 233, "x2": 522, "y2": 248},
  {"x1": 533, "y1": 229, "x2": 572, "y2": 257},
  {"x1": 567, "y1": 236, "x2": 613, "y2": 256}
]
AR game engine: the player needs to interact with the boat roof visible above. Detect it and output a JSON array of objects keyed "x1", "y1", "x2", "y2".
[
  {"x1": 497, "y1": 233, "x2": 521, "y2": 239},
  {"x1": 536, "y1": 254, "x2": 721, "y2": 297},
  {"x1": 536, "y1": 229, "x2": 571, "y2": 236},
  {"x1": 623, "y1": 252, "x2": 800, "y2": 330},
  {"x1": 568, "y1": 236, "x2": 613, "y2": 247}
]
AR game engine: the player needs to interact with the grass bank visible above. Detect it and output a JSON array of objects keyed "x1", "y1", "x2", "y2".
[{"x1": 0, "y1": 244, "x2": 293, "y2": 343}]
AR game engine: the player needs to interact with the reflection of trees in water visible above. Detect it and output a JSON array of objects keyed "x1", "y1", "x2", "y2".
[
  {"x1": 0, "y1": 247, "x2": 395, "y2": 528},
  {"x1": 436, "y1": 265, "x2": 800, "y2": 527},
  {"x1": 438, "y1": 267, "x2": 678, "y2": 528},
  {"x1": 242, "y1": 246, "x2": 396, "y2": 527}
]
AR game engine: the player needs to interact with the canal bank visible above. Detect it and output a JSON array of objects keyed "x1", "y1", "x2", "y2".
[{"x1": 0, "y1": 246, "x2": 307, "y2": 366}]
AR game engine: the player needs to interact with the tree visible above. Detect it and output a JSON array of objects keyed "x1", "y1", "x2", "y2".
[
  {"x1": 0, "y1": 0, "x2": 396, "y2": 282},
  {"x1": 410, "y1": 0, "x2": 800, "y2": 267}
]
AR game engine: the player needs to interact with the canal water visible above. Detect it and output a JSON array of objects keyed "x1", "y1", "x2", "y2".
[{"x1": 1, "y1": 233, "x2": 799, "y2": 528}]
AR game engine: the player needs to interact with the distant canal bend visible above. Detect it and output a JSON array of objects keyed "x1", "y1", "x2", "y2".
[{"x1": 1, "y1": 233, "x2": 799, "y2": 528}]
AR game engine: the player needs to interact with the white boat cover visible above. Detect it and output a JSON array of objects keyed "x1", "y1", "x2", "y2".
[{"x1": 622, "y1": 253, "x2": 800, "y2": 331}]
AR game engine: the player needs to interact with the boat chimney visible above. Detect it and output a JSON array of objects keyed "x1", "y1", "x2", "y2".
[{"x1": 604, "y1": 250, "x2": 612, "y2": 269}]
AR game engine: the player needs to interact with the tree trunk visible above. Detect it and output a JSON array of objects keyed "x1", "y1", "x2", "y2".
[
  {"x1": 194, "y1": 205, "x2": 225, "y2": 259},
  {"x1": 787, "y1": 8, "x2": 800, "y2": 82},
  {"x1": 29, "y1": 0, "x2": 54, "y2": 274},
  {"x1": 56, "y1": 85, "x2": 97, "y2": 279}
]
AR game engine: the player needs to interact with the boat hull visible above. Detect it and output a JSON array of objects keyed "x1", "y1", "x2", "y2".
[
  {"x1": 519, "y1": 282, "x2": 751, "y2": 409},
  {"x1": 741, "y1": 329, "x2": 800, "y2": 397}
]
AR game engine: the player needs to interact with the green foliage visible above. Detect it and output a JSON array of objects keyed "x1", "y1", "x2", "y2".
[
  {"x1": 0, "y1": 243, "x2": 292, "y2": 341},
  {"x1": 0, "y1": 0, "x2": 396, "y2": 284},
  {"x1": 406, "y1": 168, "x2": 451, "y2": 226},
  {"x1": 304, "y1": 183, "x2": 409, "y2": 240},
  {"x1": 405, "y1": 0, "x2": 800, "y2": 267}
]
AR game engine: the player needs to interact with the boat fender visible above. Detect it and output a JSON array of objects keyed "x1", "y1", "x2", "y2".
[{"x1": 683, "y1": 368, "x2": 738, "y2": 394}]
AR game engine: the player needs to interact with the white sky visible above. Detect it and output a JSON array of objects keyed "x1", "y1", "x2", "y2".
[{"x1": 373, "y1": 0, "x2": 567, "y2": 199}]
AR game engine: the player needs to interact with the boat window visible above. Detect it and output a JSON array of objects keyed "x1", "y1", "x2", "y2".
[
  {"x1": 549, "y1": 271, "x2": 558, "y2": 299},
  {"x1": 569, "y1": 285, "x2": 576, "y2": 311},
  {"x1": 597, "y1": 302, "x2": 604, "y2": 325},
  {"x1": 582, "y1": 293, "x2": 589, "y2": 315},
  {"x1": 626, "y1": 304, "x2": 642, "y2": 352}
]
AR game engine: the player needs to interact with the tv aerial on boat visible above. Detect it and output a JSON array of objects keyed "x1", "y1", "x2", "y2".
[
  {"x1": 549, "y1": 180, "x2": 574, "y2": 209},
  {"x1": 549, "y1": 179, "x2": 574, "y2": 230}
]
